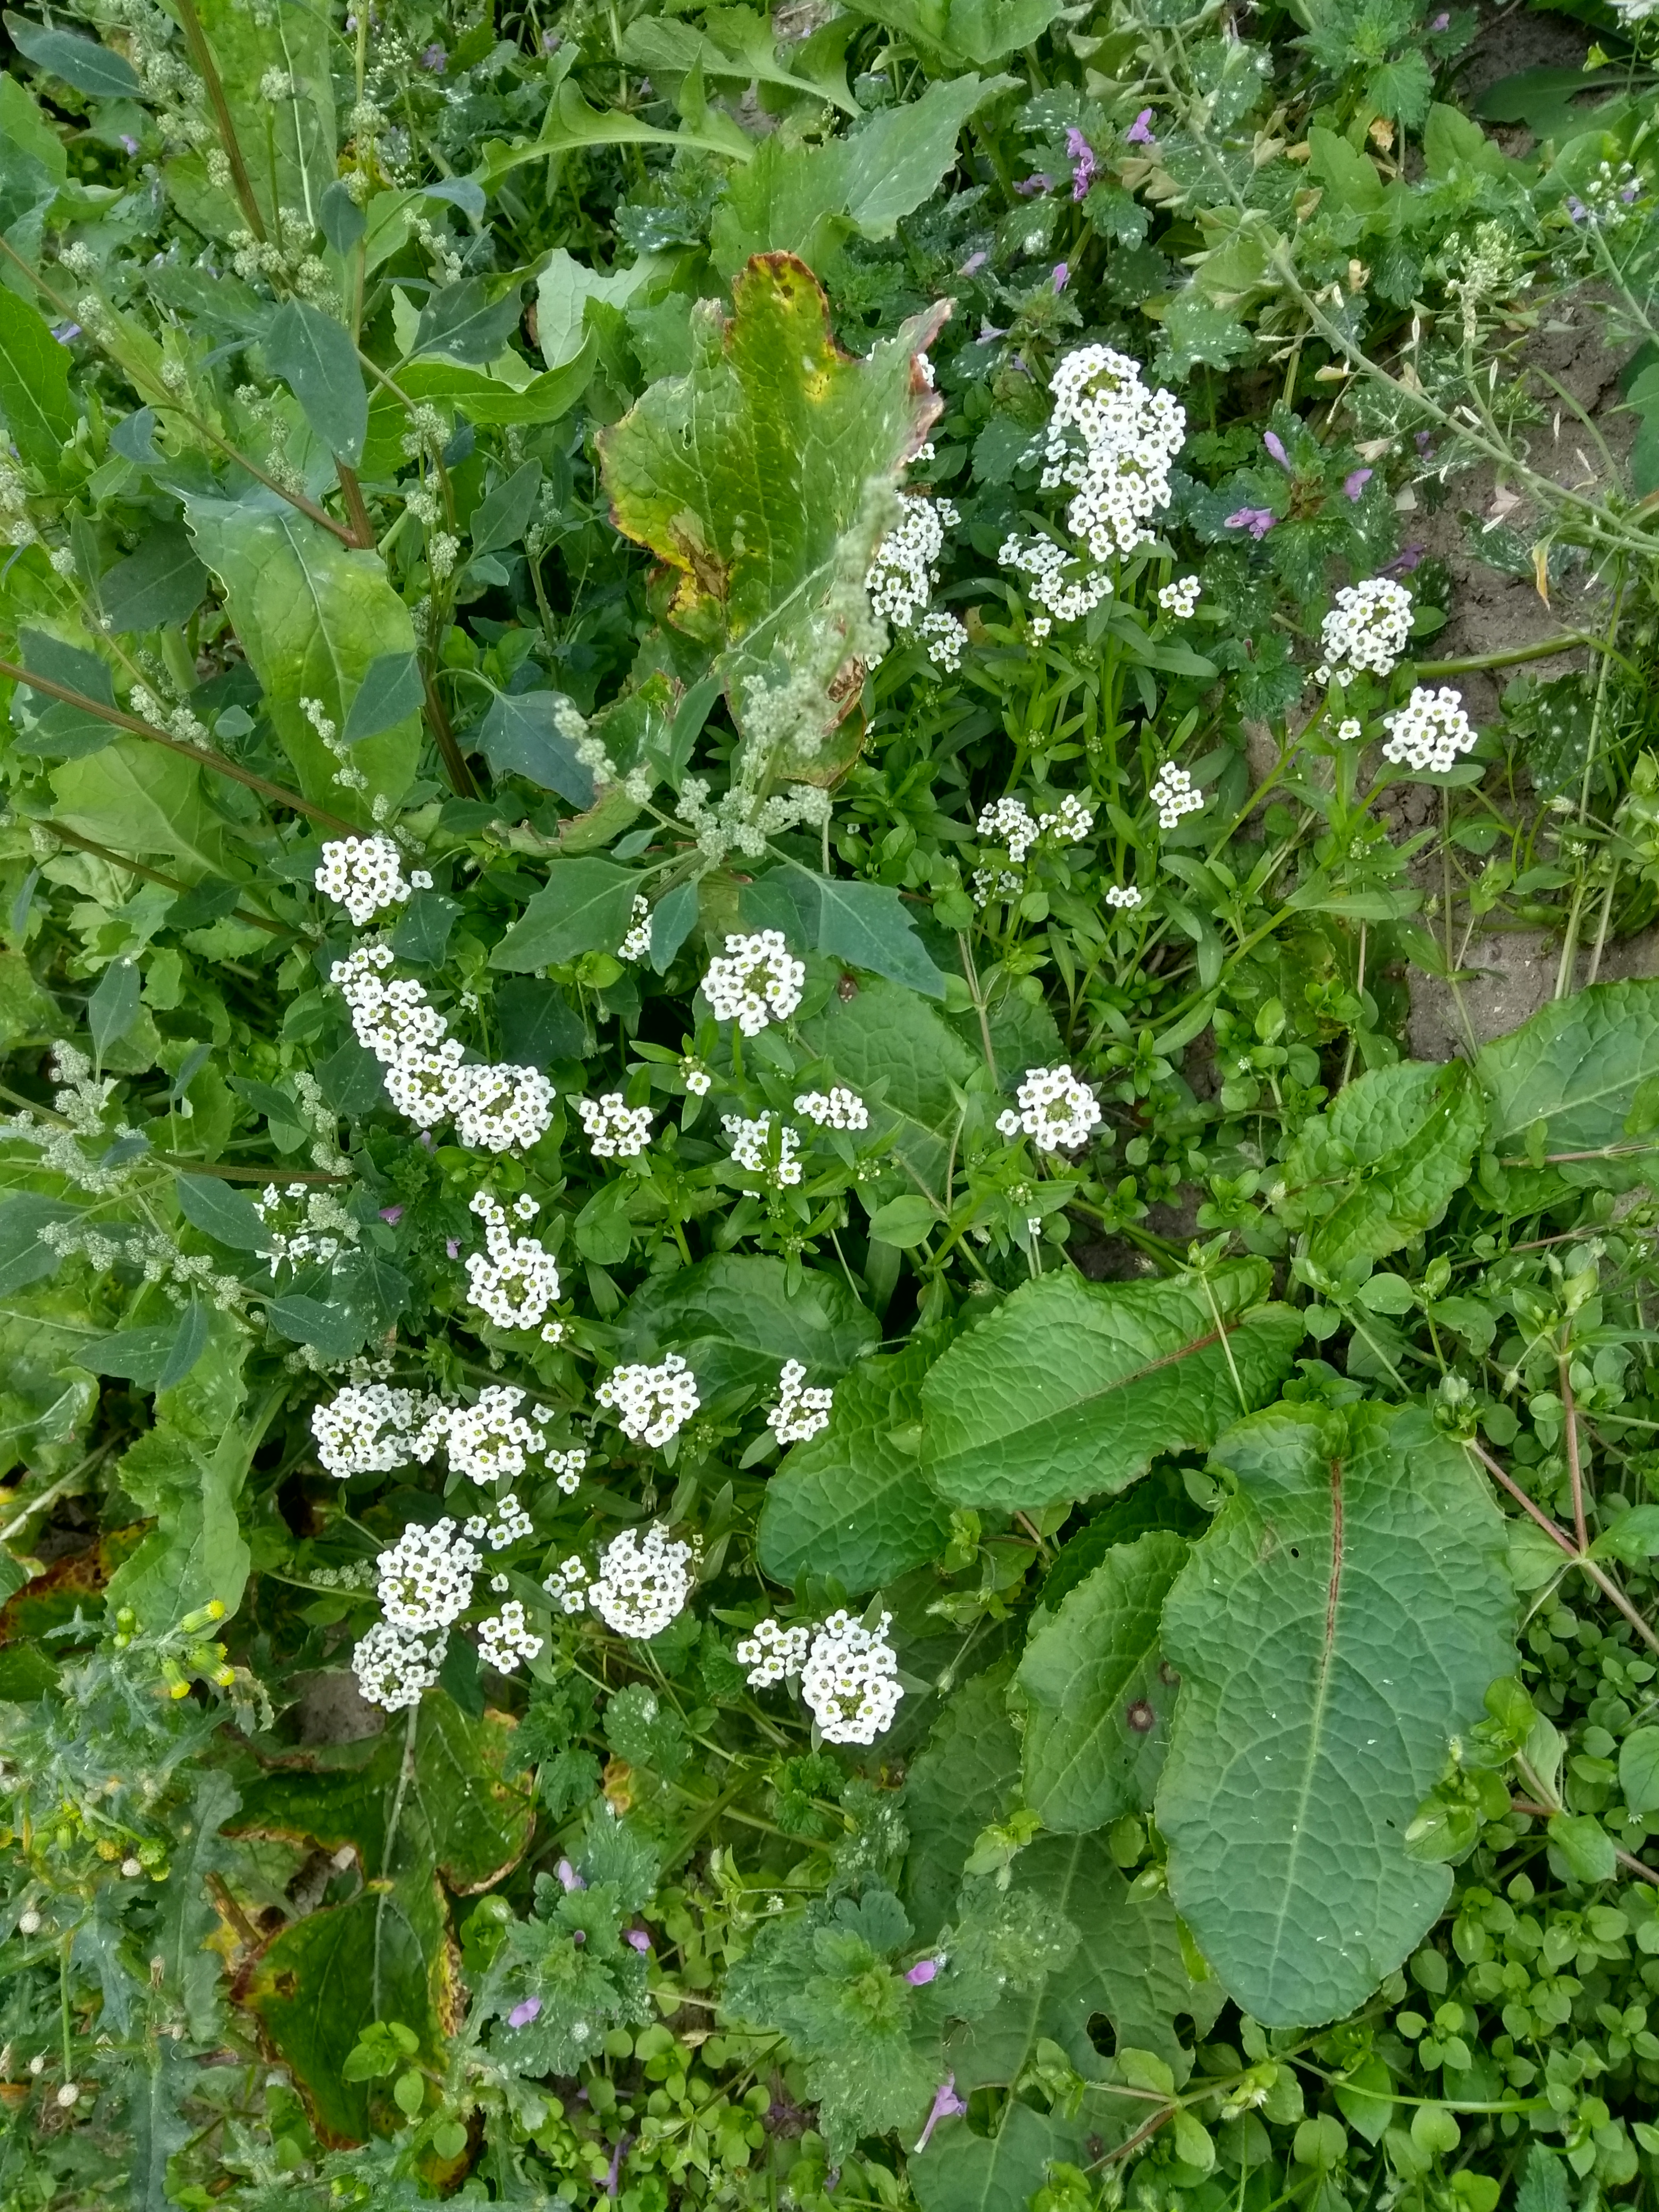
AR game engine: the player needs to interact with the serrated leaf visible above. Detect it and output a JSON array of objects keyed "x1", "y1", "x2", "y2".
[
  {"x1": 490, "y1": 858, "x2": 639, "y2": 969},
  {"x1": 1015, "y1": 1531, "x2": 1188, "y2": 1832},
  {"x1": 758, "y1": 1337, "x2": 950, "y2": 1592},
  {"x1": 1157, "y1": 1402, "x2": 1517, "y2": 2026},
  {"x1": 619, "y1": 1254, "x2": 878, "y2": 1400},
  {"x1": 920, "y1": 1262, "x2": 1304, "y2": 1512},
  {"x1": 621, "y1": 9, "x2": 859, "y2": 114},
  {"x1": 154, "y1": 1767, "x2": 240, "y2": 2040},
  {"x1": 1478, "y1": 979, "x2": 1659, "y2": 1194},
  {"x1": 104, "y1": 1419, "x2": 254, "y2": 1628},
  {"x1": 1277, "y1": 1060, "x2": 1484, "y2": 1270},
  {"x1": 264, "y1": 301, "x2": 368, "y2": 464}
]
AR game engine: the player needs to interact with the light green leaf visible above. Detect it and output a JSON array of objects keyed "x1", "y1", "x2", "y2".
[
  {"x1": 758, "y1": 1337, "x2": 950, "y2": 1592},
  {"x1": 161, "y1": 0, "x2": 334, "y2": 242},
  {"x1": 489, "y1": 859, "x2": 640, "y2": 970},
  {"x1": 802, "y1": 974, "x2": 978, "y2": 1195},
  {"x1": 341, "y1": 650, "x2": 424, "y2": 744},
  {"x1": 129, "y1": 2044, "x2": 193, "y2": 2212},
  {"x1": 183, "y1": 493, "x2": 422, "y2": 819},
  {"x1": 0, "y1": 1192, "x2": 76, "y2": 1294},
  {"x1": 1015, "y1": 1531, "x2": 1189, "y2": 1833},
  {"x1": 0, "y1": 281, "x2": 75, "y2": 469},
  {"x1": 153, "y1": 1768, "x2": 240, "y2": 2040},
  {"x1": 1622, "y1": 1728, "x2": 1659, "y2": 1815},
  {"x1": 104, "y1": 1420, "x2": 254, "y2": 1628},
  {"x1": 264, "y1": 301, "x2": 368, "y2": 465},
  {"x1": 4, "y1": 11, "x2": 140, "y2": 97},
  {"x1": 912, "y1": 2099, "x2": 1107, "y2": 2212},
  {"x1": 621, "y1": 8, "x2": 858, "y2": 113},
  {"x1": 88, "y1": 957, "x2": 140, "y2": 1062},
  {"x1": 1547, "y1": 1812, "x2": 1616, "y2": 1886},
  {"x1": 1277, "y1": 1060, "x2": 1484, "y2": 1270},
  {"x1": 1589, "y1": 1503, "x2": 1659, "y2": 1563},
  {"x1": 901, "y1": 1661, "x2": 1022, "y2": 1945},
  {"x1": 866, "y1": 1193, "x2": 937, "y2": 1246},
  {"x1": 920, "y1": 1262, "x2": 1304, "y2": 1512},
  {"x1": 598, "y1": 253, "x2": 942, "y2": 673},
  {"x1": 618, "y1": 1254, "x2": 878, "y2": 1400},
  {"x1": 1158, "y1": 1403, "x2": 1516, "y2": 2026},
  {"x1": 534, "y1": 248, "x2": 666, "y2": 369},
  {"x1": 483, "y1": 77, "x2": 755, "y2": 191},
  {"x1": 358, "y1": 348, "x2": 595, "y2": 476},
  {"x1": 779, "y1": 860, "x2": 948, "y2": 998},
  {"x1": 1478, "y1": 978, "x2": 1659, "y2": 1195},
  {"x1": 842, "y1": 0, "x2": 1063, "y2": 66},
  {"x1": 50, "y1": 739, "x2": 234, "y2": 883}
]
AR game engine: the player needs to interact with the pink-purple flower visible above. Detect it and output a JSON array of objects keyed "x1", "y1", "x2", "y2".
[
  {"x1": 1051, "y1": 262, "x2": 1070, "y2": 293},
  {"x1": 959, "y1": 250, "x2": 988, "y2": 276},
  {"x1": 905, "y1": 1958, "x2": 940, "y2": 1985},
  {"x1": 1343, "y1": 467, "x2": 1373, "y2": 500},
  {"x1": 556, "y1": 1857, "x2": 586, "y2": 1892},
  {"x1": 915, "y1": 2075, "x2": 968, "y2": 2153},
  {"x1": 1014, "y1": 173, "x2": 1052, "y2": 196},
  {"x1": 1225, "y1": 506, "x2": 1277, "y2": 540},
  {"x1": 380, "y1": 1204, "x2": 404, "y2": 1224},
  {"x1": 625, "y1": 1928, "x2": 651, "y2": 1953},
  {"x1": 420, "y1": 41, "x2": 446, "y2": 70},
  {"x1": 1066, "y1": 126, "x2": 1099, "y2": 200},
  {"x1": 1264, "y1": 430, "x2": 1291, "y2": 471},
  {"x1": 1127, "y1": 108, "x2": 1156, "y2": 144},
  {"x1": 508, "y1": 1996, "x2": 541, "y2": 2027}
]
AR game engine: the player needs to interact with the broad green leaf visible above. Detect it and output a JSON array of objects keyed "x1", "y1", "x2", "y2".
[
  {"x1": 619, "y1": 1254, "x2": 879, "y2": 1400},
  {"x1": 758, "y1": 1337, "x2": 951, "y2": 1592},
  {"x1": 98, "y1": 523, "x2": 209, "y2": 633},
  {"x1": 710, "y1": 73, "x2": 1012, "y2": 273},
  {"x1": 0, "y1": 281, "x2": 75, "y2": 468},
  {"x1": 912, "y1": 2097, "x2": 1118, "y2": 2212},
  {"x1": 341, "y1": 650, "x2": 424, "y2": 744},
  {"x1": 842, "y1": 0, "x2": 1062, "y2": 65},
  {"x1": 1276, "y1": 1059, "x2": 1484, "y2": 1270},
  {"x1": 1158, "y1": 1402, "x2": 1516, "y2": 2026},
  {"x1": 481, "y1": 77, "x2": 756, "y2": 189},
  {"x1": 183, "y1": 493, "x2": 422, "y2": 819},
  {"x1": 161, "y1": 0, "x2": 334, "y2": 242},
  {"x1": 88, "y1": 958, "x2": 139, "y2": 1062},
  {"x1": 941, "y1": 1831, "x2": 1221, "y2": 2093},
  {"x1": 475, "y1": 690, "x2": 597, "y2": 806},
  {"x1": 778, "y1": 860, "x2": 948, "y2": 999},
  {"x1": 358, "y1": 349, "x2": 594, "y2": 476},
  {"x1": 1015, "y1": 1531, "x2": 1189, "y2": 1833},
  {"x1": 801, "y1": 974, "x2": 978, "y2": 1194},
  {"x1": 621, "y1": 9, "x2": 858, "y2": 114},
  {"x1": 1620, "y1": 1727, "x2": 1659, "y2": 1815},
  {"x1": 104, "y1": 1421, "x2": 254, "y2": 1628},
  {"x1": 49, "y1": 739, "x2": 235, "y2": 881},
  {"x1": 0, "y1": 1192, "x2": 76, "y2": 1293},
  {"x1": 489, "y1": 858, "x2": 640, "y2": 969},
  {"x1": 413, "y1": 274, "x2": 525, "y2": 365},
  {"x1": 535, "y1": 248, "x2": 666, "y2": 370},
  {"x1": 920, "y1": 1262, "x2": 1304, "y2": 1512},
  {"x1": 598, "y1": 253, "x2": 942, "y2": 691},
  {"x1": 1478, "y1": 979, "x2": 1659, "y2": 1195},
  {"x1": 1589, "y1": 1503, "x2": 1659, "y2": 1563},
  {"x1": 264, "y1": 301, "x2": 368, "y2": 465},
  {"x1": 471, "y1": 458, "x2": 542, "y2": 555},
  {"x1": 3, "y1": 11, "x2": 140, "y2": 97},
  {"x1": 901, "y1": 1661, "x2": 1021, "y2": 1943},
  {"x1": 174, "y1": 1174, "x2": 270, "y2": 1253}
]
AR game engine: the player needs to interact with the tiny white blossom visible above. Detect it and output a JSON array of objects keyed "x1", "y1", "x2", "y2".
[
  {"x1": 586, "y1": 1522, "x2": 695, "y2": 1639},
  {"x1": 996, "y1": 1065, "x2": 1102, "y2": 1153},
  {"x1": 723, "y1": 1111, "x2": 803, "y2": 1187},
  {"x1": 576, "y1": 1093, "x2": 655, "y2": 1159},
  {"x1": 1105, "y1": 884, "x2": 1143, "y2": 910},
  {"x1": 793, "y1": 1087, "x2": 868, "y2": 1131},
  {"x1": 1380, "y1": 685, "x2": 1478, "y2": 774},
  {"x1": 681, "y1": 1057, "x2": 713, "y2": 1097},
  {"x1": 1338, "y1": 717, "x2": 1363, "y2": 742},
  {"x1": 1319, "y1": 578, "x2": 1413, "y2": 684},
  {"x1": 545, "y1": 1555, "x2": 593, "y2": 1614},
  {"x1": 701, "y1": 931, "x2": 805, "y2": 1036},
  {"x1": 314, "y1": 835, "x2": 413, "y2": 926},
  {"x1": 1150, "y1": 763, "x2": 1203, "y2": 831},
  {"x1": 477, "y1": 1599, "x2": 542, "y2": 1673},
  {"x1": 596, "y1": 1354, "x2": 700, "y2": 1447},
  {"x1": 352, "y1": 1619, "x2": 447, "y2": 1711},
  {"x1": 1158, "y1": 576, "x2": 1201, "y2": 617},
  {"x1": 616, "y1": 894, "x2": 652, "y2": 962},
  {"x1": 735, "y1": 1616, "x2": 811, "y2": 1686},
  {"x1": 464, "y1": 1192, "x2": 562, "y2": 1333},
  {"x1": 767, "y1": 1359, "x2": 834, "y2": 1445},
  {"x1": 801, "y1": 1610, "x2": 903, "y2": 1745},
  {"x1": 377, "y1": 1516, "x2": 480, "y2": 1633}
]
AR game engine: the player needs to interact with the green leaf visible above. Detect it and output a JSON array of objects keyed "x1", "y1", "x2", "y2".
[
  {"x1": 598, "y1": 253, "x2": 942, "y2": 700},
  {"x1": 495, "y1": 975, "x2": 588, "y2": 1062},
  {"x1": 842, "y1": 0, "x2": 1063, "y2": 67},
  {"x1": 1423, "y1": 100, "x2": 1505, "y2": 178},
  {"x1": 482, "y1": 77, "x2": 755, "y2": 190},
  {"x1": 1620, "y1": 1726, "x2": 1659, "y2": 1814},
  {"x1": 920, "y1": 1262, "x2": 1304, "y2": 1513},
  {"x1": 341, "y1": 650, "x2": 424, "y2": 744},
  {"x1": 902, "y1": 1661, "x2": 1022, "y2": 1945},
  {"x1": 152, "y1": 1768, "x2": 240, "y2": 2040},
  {"x1": 621, "y1": 9, "x2": 858, "y2": 114},
  {"x1": 1157, "y1": 1402, "x2": 1517, "y2": 2026},
  {"x1": 866, "y1": 1193, "x2": 937, "y2": 1246},
  {"x1": 1547, "y1": 1812, "x2": 1616, "y2": 1886},
  {"x1": 912, "y1": 2099, "x2": 1108, "y2": 2212},
  {"x1": 49, "y1": 739, "x2": 234, "y2": 882},
  {"x1": 183, "y1": 492, "x2": 422, "y2": 820},
  {"x1": 264, "y1": 301, "x2": 368, "y2": 465},
  {"x1": 0, "y1": 282, "x2": 74, "y2": 469},
  {"x1": 1308, "y1": 127, "x2": 1385, "y2": 213},
  {"x1": 778, "y1": 861, "x2": 948, "y2": 998},
  {"x1": 128, "y1": 2043, "x2": 193, "y2": 2212},
  {"x1": 88, "y1": 958, "x2": 140, "y2": 1062},
  {"x1": 3, "y1": 11, "x2": 140, "y2": 97},
  {"x1": 104, "y1": 1420, "x2": 254, "y2": 1628},
  {"x1": 489, "y1": 859, "x2": 640, "y2": 970},
  {"x1": 1516, "y1": 2145, "x2": 1571, "y2": 2212},
  {"x1": 1334, "y1": 2054, "x2": 1395, "y2": 2145},
  {"x1": 1478, "y1": 979, "x2": 1659, "y2": 1197},
  {"x1": 802, "y1": 975, "x2": 978, "y2": 1195},
  {"x1": 758, "y1": 1337, "x2": 951, "y2": 1592},
  {"x1": 709, "y1": 73, "x2": 1011, "y2": 273},
  {"x1": 619, "y1": 1254, "x2": 879, "y2": 1400},
  {"x1": 97, "y1": 524, "x2": 209, "y2": 634},
  {"x1": 413, "y1": 274, "x2": 524, "y2": 365},
  {"x1": 475, "y1": 690, "x2": 597, "y2": 808},
  {"x1": 358, "y1": 350, "x2": 595, "y2": 476},
  {"x1": 1277, "y1": 1060, "x2": 1484, "y2": 1270},
  {"x1": 1588, "y1": 1503, "x2": 1659, "y2": 1563},
  {"x1": 1015, "y1": 1532, "x2": 1189, "y2": 1833},
  {"x1": 471, "y1": 458, "x2": 542, "y2": 556},
  {"x1": 160, "y1": 0, "x2": 334, "y2": 242},
  {"x1": 0, "y1": 1192, "x2": 76, "y2": 1294},
  {"x1": 264, "y1": 1291, "x2": 367, "y2": 1361}
]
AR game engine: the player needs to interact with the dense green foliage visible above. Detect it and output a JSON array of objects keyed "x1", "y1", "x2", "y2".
[{"x1": 7, "y1": 0, "x2": 1659, "y2": 2208}]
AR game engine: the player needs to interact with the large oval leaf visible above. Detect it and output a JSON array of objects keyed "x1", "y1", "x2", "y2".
[
  {"x1": 920, "y1": 1261, "x2": 1304, "y2": 1512},
  {"x1": 1276, "y1": 1058, "x2": 1484, "y2": 1270},
  {"x1": 1477, "y1": 977, "x2": 1659, "y2": 1197},
  {"x1": 1157, "y1": 1402, "x2": 1516, "y2": 2026}
]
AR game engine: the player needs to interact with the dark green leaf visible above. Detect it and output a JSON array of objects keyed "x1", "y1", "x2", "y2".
[
  {"x1": 413, "y1": 275, "x2": 524, "y2": 365},
  {"x1": 264, "y1": 301, "x2": 369, "y2": 465},
  {"x1": 89, "y1": 958, "x2": 140, "y2": 1062},
  {"x1": 174, "y1": 1174, "x2": 270, "y2": 1253},
  {"x1": 619, "y1": 1253, "x2": 878, "y2": 1400},
  {"x1": 319, "y1": 177, "x2": 367, "y2": 254},
  {"x1": 494, "y1": 974, "x2": 588, "y2": 1062},
  {"x1": 4, "y1": 11, "x2": 141, "y2": 97},
  {"x1": 97, "y1": 524, "x2": 209, "y2": 633},
  {"x1": 0, "y1": 1192, "x2": 76, "y2": 1293},
  {"x1": 389, "y1": 890, "x2": 460, "y2": 966},
  {"x1": 471, "y1": 458, "x2": 542, "y2": 555},
  {"x1": 342, "y1": 650, "x2": 424, "y2": 743},
  {"x1": 476, "y1": 690, "x2": 597, "y2": 807},
  {"x1": 489, "y1": 859, "x2": 640, "y2": 970}
]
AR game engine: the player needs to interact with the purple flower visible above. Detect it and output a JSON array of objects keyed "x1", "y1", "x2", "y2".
[
  {"x1": 380, "y1": 1204, "x2": 404, "y2": 1224},
  {"x1": 51, "y1": 321, "x2": 81, "y2": 345},
  {"x1": 604, "y1": 2134, "x2": 630, "y2": 2196},
  {"x1": 1066, "y1": 127, "x2": 1099, "y2": 200},
  {"x1": 572, "y1": 1929, "x2": 586, "y2": 1945},
  {"x1": 915, "y1": 2075, "x2": 968, "y2": 2154},
  {"x1": 1343, "y1": 467, "x2": 1373, "y2": 499},
  {"x1": 1225, "y1": 506, "x2": 1277, "y2": 540},
  {"x1": 977, "y1": 320, "x2": 1009, "y2": 342},
  {"x1": 905, "y1": 1958, "x2": 940, "y2": 1985},
  {"x1": 420, "y1": 41, "x2": 447, "y2": 70},
  {"x1": 541, "y1": 28, "x2": 561, "y2": 49},
  {"x1": 1014, "y1": 173, "x2": 1052, "y2": 196},
  {"x1": 418, "y1": 1130, "x2": 434, "y2": 1151},
  {"x1": 1429, "y1": 10, "x2": 1449, "y2": 24},
  {"x1": 1051, "y1": 262, "x2": 1070, "y2": 292},
  {"x1": 1415, "y1": 431, "x2": 1435, "y2": 456},
  {"x1": 1264, "y1": 430, "x2": 1291, "y2": 471},
  {"x1": 1567, "y1": 196, "x2": 1588, "y2": 225},
  {"x1": 1623, "y1": 182, "x2": 1640, "y2": 203},
  {"x1": 1383, "y1": 541, "x2": 1425, "y2": 574},
  {"x1": 1127, "y1": 108, "x2": 1156, "y2": 144},
  {"x1": 445, "y1": 1237, "x2": 460, "y2": 1259},
  {"x1": 959, "y1": 250, "x2": 988, "y2": 276},
  {"x1": 625, "y1": 1929, "x2": 651, "y2": 1953},
  {"x1": 119, "y1": 134, "x2": 139, "y2": 155},
  {"x1": 508, "y1": 1996, "x2": 541, "y2": 2027},
  {"x1": 556, "y1": 1857, "x2": 586, "y2": 1892}
]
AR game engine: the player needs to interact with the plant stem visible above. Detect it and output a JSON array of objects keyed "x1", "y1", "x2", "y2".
[
  {"x1": 41, "y1": 823, "x2": 296, "y2": 939},
  {"x1": 173, "y1": 0, "x2": 266, "y2": 241},
  {"x1": 1560, "y1": 1345, "x2": 1590, "y2": 1553},
  {"x1": 1468, "y1": 1438, "x2": 1659, "y2": 1660}
]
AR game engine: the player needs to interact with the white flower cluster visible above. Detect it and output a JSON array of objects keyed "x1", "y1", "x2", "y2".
[
  {"x1": 547, "y1": 1448, "x2": 588, "y2": 1495},
  {"x1": 701, "y1": 931, "x2": 805, "y2": 1036},
  {"x1": 477, "y1": 1600, "x2": 542, "y2": 1674},
  {"x1": 468, "y1": 1492, "x2": 534, "y2": 1548},
  {"x1": 311, "y1": 1382, "x2": 439, "y2": 1478},
  {"x1": 972, "y1": 866, "x2": 1023, "y2": 908},
  {"x1": 1150, "y1": 764, "x2": 1204, "y2": 831},
  {"x1": 465, "y1": 1191, "x2": 563, "y2": 1336},
  {"x1": 1041, "y1": 345, "x2": 1186, "y2": 560},
  {"x1": 252, "y1": 1181, "x2": 362, "y2": 1276},
  {"x1": 997, "y1": 1065, "x2": 1102, "y2": 1153},
  {"x1": 329, "y1": 944, "x2": 555, "y2": 1151},
  {"x1": 997, "y1": 532, "x2": 1113, "y2": 639},
  {"x1": 1380, "y1": 685, "x2": 1479, "y2": 774},
  {"x1": 377, "y1": 1515, "x2": 481, "y2": 1633},
  {"x1": 575, "y1": 1093, "x2": 655, "y2": 1159},
  {"x1": 546, "y1": 1556, "x2": 593, "y2": 1615},
  {"x1": 800, "y1": 1610, "x2": 904, "y2": 1746},
  {"x1": 793, "y1": 1087, "x2": 868, "y2": 1131},
  {"x1": 767, "y1": 1359, "x2": 834, "y2": 1444},
  {"x1": 312, "y1": 1379, "x2": 582, "y2": 1499},
  {"x1": 976, "y1": 793, "x2": 1095, "y2": 866},
  {"x1": 584, "y1": 1523, "x2": 696, "y2": 1639},
  {"x1": 735, "y1": 1616, "x2": 811, "y2": 1686},
  {"x1": 1159, "y1": 576, "x2": 1201, "y2": 618},
  {"x1": 445, "y1": 1384, "x2": 554, "y2": 1485},
  {"x1": 314, "y1": 835, "x2": 414, "y2": 927},
  {"x1": 917, "y1": 610, "x2": 968, "y2": 671},
  {"x1": 866, "y1": 496, "x2": 958, "y2": 632},
  {"x1": 616, "y1": 894, "x2": 652, "y2": 962},
  {"x1": 351, "y1": 1618, "x2": 446, "y2": 1711},
  {"x1": 682, "y1": 1058, "x2": 713, "y2": 1097},
  {"x1": 1316, "y1": 579, "x2": 1414, "y2": 684},
  {"x1": 596, "y1": 1354, "x2": 701, "y2": 1447},
  {"x1": 724, "y1": 1111, "x2": 803, "y2": 1187},
  {"x1": 1105, "y1": 884, "x2": 1144, "y2": 910}
]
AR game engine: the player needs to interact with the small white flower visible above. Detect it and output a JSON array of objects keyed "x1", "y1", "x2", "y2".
[
  {"x1": 352, "y1": 1618, "x2": 447, "y2": 1711},
  {"x1": 1149, "y1": 763, "x2": 1203, "y2": 831},
  {"x1": 586, "y1": 1523, "x2": 695, "y2": 1639},
  {"x1": 596, "y1": 1354, "x2": 700, "y2": 1448},
  {"x1": 313, "y1": 835, "x2": 413, "y2": 926},
  {"x1": 1319, "y1": 577, "x2": 1413, "y2": 684},
  {"x1": 800, "y1": 1610, "x2": 903, "y2": 1746},
  {"x1": 1338, "y1": 717, "x2": 1363, "y2": 743},
  {"x1": 793, "y1": 1087, "x2": 869, "y2": 1131},
  {"x1": 997, "y1": 1064, "x2": 1102, "y2": 1153},
  {"x1": 723, "y1": 1111, "x2": 803, "y2": 1187},
  {"x1": 1380, "y1": 685, "x2": 1478, "y2": 774},
  {"x1": 464, "y1": 1191, "x2": 562, "y2": 1333},
  {"x1": 576, "y1": 1093, "x2": 655, "y2": 1159},
  {"x1": 701, "y1": 931, "x2": 805, "y2": 1036},
  {"x1": 376, "y1": 1516, "x2": 480, "y2": 1633},
  {"x1": 545, "y1": 1555, "x2": 593, "y2": 1614},
  {"x1": 735, "y1": 1616, "x2": 811, "y2": 1686},
  {"x1": 1158, "y1": 576, "x2": 1201, "y2": 618},
  {"x1": 448, "y1": 1063, "x2": 557, "y2": 1154},
  {"x1": 616, "y1": 894, "x2": 652, "y2": 963},
  {"x1": 681, "y1": 1057, "x2": 713, "y2": 1097},
  {"x1": 1105, "y1": 884, "x2": 1143, "y2": 910},
  {"x1": 767, "y1": 1358, "x2": 834, "y2": 1445},
  {"x1": 477, "y1": 1599, "x2": 542, "y2": 1673}
]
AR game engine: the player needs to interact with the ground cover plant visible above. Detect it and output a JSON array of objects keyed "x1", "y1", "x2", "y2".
[{"x1": 13, "y1": 0, "x2": 1659, "y2": 2208}]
